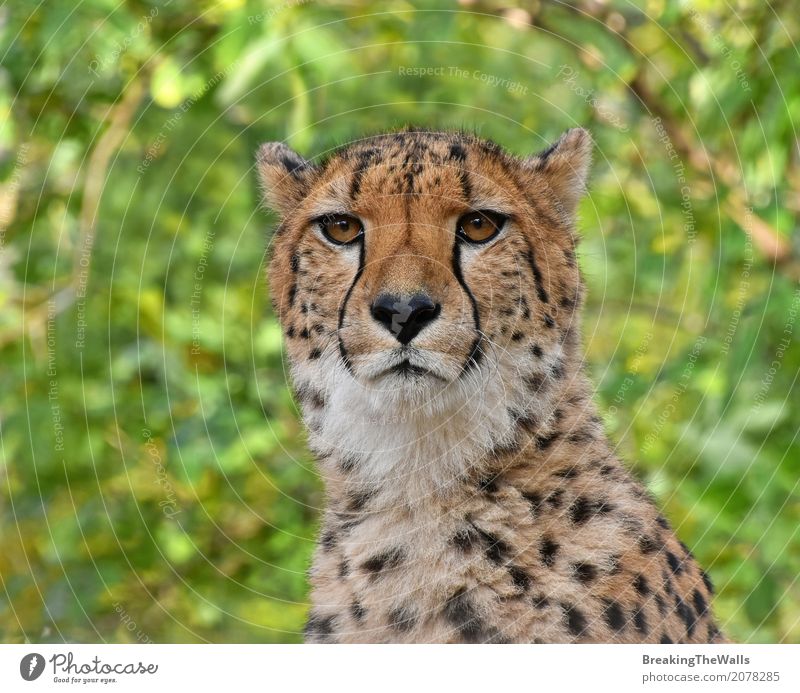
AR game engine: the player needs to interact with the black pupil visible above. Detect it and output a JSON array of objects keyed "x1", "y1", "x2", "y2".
[{"x1": 471, "y1": 216, "x2": 483, "y2": 228}]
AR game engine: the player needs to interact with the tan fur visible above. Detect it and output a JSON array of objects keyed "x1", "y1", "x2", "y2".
[{"x1": 256, "y1": 128, "x2": 725, "y2": 643}]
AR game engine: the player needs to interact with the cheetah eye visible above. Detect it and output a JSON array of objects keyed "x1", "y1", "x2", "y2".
[
  {"x1": 316, "y1": 213, "x2": 364, "y2": 245},
  {"x1": 456, "y1": 210, "x2": 507, "y2": 244}
]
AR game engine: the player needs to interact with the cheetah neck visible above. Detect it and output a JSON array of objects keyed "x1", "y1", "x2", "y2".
[{"x1": 294, "y1": 343, "x2": 598, "y2": 507}]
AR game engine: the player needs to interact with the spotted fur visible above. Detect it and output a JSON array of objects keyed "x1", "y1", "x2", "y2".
[{"x1": 256, "y1": 128, "x2": 725, "y2": 643}]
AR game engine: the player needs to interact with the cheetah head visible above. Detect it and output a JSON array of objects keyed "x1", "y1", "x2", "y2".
[{"x1": 257, "y1": 129, "x2": 591, "y2": 485}]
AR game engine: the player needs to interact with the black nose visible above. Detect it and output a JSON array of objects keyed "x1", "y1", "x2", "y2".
[{"x1": 370, "y1": 293, "x2": 441, "y2": 345}]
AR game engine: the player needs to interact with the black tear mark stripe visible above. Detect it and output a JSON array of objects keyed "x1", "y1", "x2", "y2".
[
  {"x1": 337, "y1": 239, "x2": 366, "y2": 372},
  {"x1": 522, "y1": 240, "x2": 550, "y2": 304},
  {"x1": 451, "y1": 240, "x2": 483, "y2": 374}
]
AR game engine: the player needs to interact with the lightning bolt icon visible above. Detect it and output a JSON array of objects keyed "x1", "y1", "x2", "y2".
[{"x1": 28, "y1": 655, "x2": 38, "y2": 676}]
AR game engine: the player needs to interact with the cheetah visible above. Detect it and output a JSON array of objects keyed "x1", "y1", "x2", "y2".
[{"x1": 255, "y1": 127, "x2": 726, "y2": 643}]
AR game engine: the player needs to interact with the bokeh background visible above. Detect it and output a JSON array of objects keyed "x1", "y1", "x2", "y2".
[{"x1": 1, "y1": 0, "x2": 798, "y2": 644}]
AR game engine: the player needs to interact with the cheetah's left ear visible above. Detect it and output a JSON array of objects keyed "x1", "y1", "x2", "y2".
[
  {"x1": 256, "y1": 142, "x2": 318, "y2": 216},
  {"x1": 524, "y1": 128, "x2": 592, "y2": 218}
]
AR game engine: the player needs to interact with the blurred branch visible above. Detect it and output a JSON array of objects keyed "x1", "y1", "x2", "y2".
[
  {"x1": 0, "y1": 78, "x2": 146, "y2": 350},
  {"x1": 76, "y1": 78, "x2": 145, "y2": 289}
]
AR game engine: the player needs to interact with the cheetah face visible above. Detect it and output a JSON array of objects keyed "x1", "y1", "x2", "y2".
[{"x1": 257, "y1": 129, "x2": 591, "y2": 409}]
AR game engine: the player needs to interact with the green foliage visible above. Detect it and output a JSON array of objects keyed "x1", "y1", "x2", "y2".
[{"x1": 1, "y1": 0, "x2": 798, "y2": 643}]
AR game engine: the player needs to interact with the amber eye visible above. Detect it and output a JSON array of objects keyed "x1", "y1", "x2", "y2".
[
  {"x1": 316, "y1": 213, "x2": 363, "y2": 245},
  {"x1": 456, "y1": 210, "x2": 507, "y2": 244}
]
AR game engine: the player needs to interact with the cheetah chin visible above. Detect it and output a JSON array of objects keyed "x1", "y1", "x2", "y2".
[{"x1": 256, "y1": 127, "x2": 727, "y2": 644}]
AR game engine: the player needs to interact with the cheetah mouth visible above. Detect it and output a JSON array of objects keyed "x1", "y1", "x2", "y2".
[
  {"x1": 362, "y1": 349, "x2": 451, "y2": 384},
  {"x1": 385, "y1": 360, "x2": 446, "y2": 380}
]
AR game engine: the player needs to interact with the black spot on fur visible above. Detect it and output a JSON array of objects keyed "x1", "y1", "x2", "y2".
[
  {"x1": 338, "y1": 559, "x2": 349, "y2": 578},
  {"x1": 508, "y1": 565, "x2": 532, "y2": 591},
  {"x1": 554, "y1": 467, "x2": 579, "y2": 479},
  {"x1": 543, "y1": 314, "x2": 555, "y2": 328},
  {"x1": 660, "y1": 632, "x2": 673, "y2": 644},
  {"x1": 634, "y1": 575, "x2": 650, "y2": 596},
  {"x1": 633, "y1": 605, "x2": 649, "y2": 635},
  {"x1": 286, "y1": 325, "x2": 296, "y2": 338},
  {"x1": 474, "y1": 527, "x2": 510, "y2": 565},
  {"x1": 295, "y1": 385, "x2": 325, "y2": 408},
  {"x1": 567, "y1": 430, "x2": 595, "y2": 444},
  {"x1": 478, "y1": 475, "x2": 499, "y2": 493},
  {"x1": 663, "y1": 573, "x2": 675, "y2": 596},
  {"x1": 443, "y1": 587, "x2": 485, "y2": 643},
  {"x1": 522, "y1": 490, "x2": 543, "y2": 516},
  {"x1": 451, "y1": 525, "x2": 480, "y2": 552},
  {"x1": 304, "y1": 613, "x2": 336, "y2": 640},
  {"x1": 351, "y1": 600, "x2": 366, "y2": 622},
  {"x1": 540, "y1": 537, "x2": 559, "y2": 567},
  {"x1": 530, "y1": 344, "x2": 544, "y2": 358},
  {"x1": 666, "y1": 551, "x2": 684, "y2": 575},
  {"x1": 532, "y1": 594, "x2": 549, "y2": 609},
  {"x1": 546, "y1": 489, "x2": 564, "y2": 508},
  {"x1": 511, "y1": 331, "x2": 524, "y2": 342},
  {"x1": 389, "y1": 605, "x2": 417, "y2": 632},
  {"x1": 656, "y1": 515, "x2": 670, "y2": 530},
  {"x1": 339, "y1": 454, "x2": 358, "y2": 473},
  {"x1": 701, "y1": 569, "x2": 715, "y2": 594},
  {"x1": 639, "y1": 535, "x2": 660, "y2": 554},
  {"x1": 603, "y1": 599, "x2": 626, "y2": 632},
  {"x1": 692, "y1": 589, "x2": 708, "y2": 616},
  {"x1": 347, "y1": 489, "x2": 373, "y2": 512},
  {"x1": 674, "y1": 595, "x2": 696, "y2": 638},
  {"x1": 573, "y1": 562, "x2": 597, "y2": 584},
  {"x1": 287, "y1": 283, "x2": 297, "y2": 308},
  {"x1": 535, "y1": 431, "x2": 561, "y2": 451},
  {"x1": 308, "y1": 348, "x2": 321, "y2": 360},
  {"x1": 525, "y1": 372, "x2": 547, "y2": 393},
  {"x1": 280, "y1": 153, "x2": 306, "y2": 176},
  {"x1": 290, "y1": 253, "x2": 300, "y2": 272},
  {"x1": 655, "y1": 593, "x2": 667, "y2": 616},
  {"x1": 362, "y1": 547, "x2": 404, "y2": 575},
  {"x1": 321, "y1": 530, "x2": 336, "y2": 551},
  {"x1": 562, "y1": 602, "x2": 588, "y2": 638},
  {"x1": 569, "y1": 496, "x2": 614, "y2": 524},
  {"x1": 449, "y1": 142, "x2": 467, "y2": 161}
]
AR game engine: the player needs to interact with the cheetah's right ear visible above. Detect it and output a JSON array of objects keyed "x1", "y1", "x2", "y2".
[
  {"x1": 524, "y1": 128, "x2": 592, "y2": 219},
  {"x1": 256, "y1": 142, "x2": 317, "y2": 215}
]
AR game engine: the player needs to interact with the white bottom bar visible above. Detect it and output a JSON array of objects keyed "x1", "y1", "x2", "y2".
[{"x1": 0, "y1": 644, "x2": 797, "y2": 692}]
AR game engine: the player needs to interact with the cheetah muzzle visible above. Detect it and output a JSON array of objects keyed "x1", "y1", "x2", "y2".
[{"x1": 256, "y1": 128, "x2": 726, "y2": 644}]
